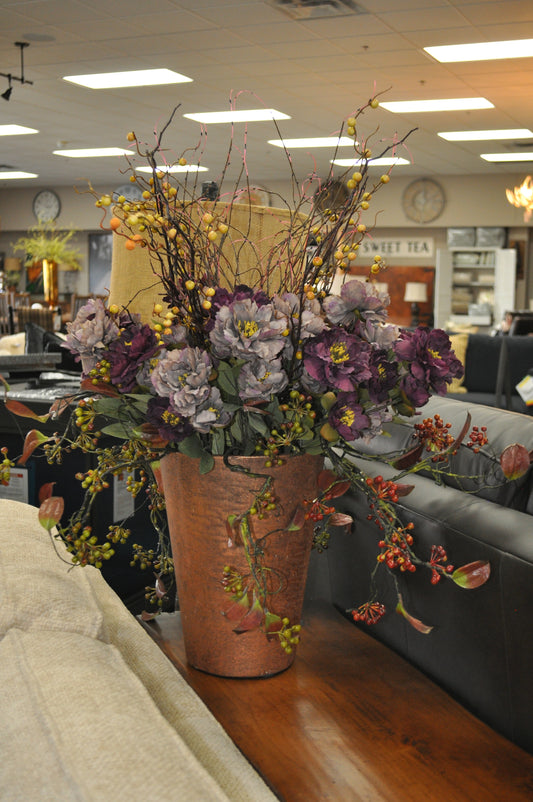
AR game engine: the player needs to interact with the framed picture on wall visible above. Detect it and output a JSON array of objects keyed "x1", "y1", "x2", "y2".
[{"x1": 89, "y1": 232, "x2": 112, "y2": 295}]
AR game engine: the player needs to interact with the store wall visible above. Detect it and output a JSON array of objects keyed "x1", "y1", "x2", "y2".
[{"x1": 1, "y1": 171, "x2": 531, "y2": 306}]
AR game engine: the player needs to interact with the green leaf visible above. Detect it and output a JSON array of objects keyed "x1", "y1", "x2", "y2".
[
  {"x1": 248, "y1": 413, "x2": 270, "y2": 438},
  {"x1": 101, "y1": 422, "x2": 130, "y2": 439},
  {"x1": 216, "y1": 360, "x2": 240, "y2": 398},
  {"x1": 178, "y1": 435, "x2": 205, "y2": 459},
  {"x1": 211, "y1": 428, "x2": 226, "y2": 456},
  {"x1": 199, "y1": 451, "x2": 215, "y2": 474},
  {"x1": 230, "y1": 415, "x2": 244, "y2": 443}
]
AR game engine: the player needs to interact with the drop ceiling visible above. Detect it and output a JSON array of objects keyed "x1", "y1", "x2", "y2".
[{"x1": 0, "y1": 0, "x2": 533, "y2": 191}]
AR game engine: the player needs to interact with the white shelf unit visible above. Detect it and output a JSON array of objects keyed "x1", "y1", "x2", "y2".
[{"x1": 435, "y1": 247, "x2": 516, "y2": 330}]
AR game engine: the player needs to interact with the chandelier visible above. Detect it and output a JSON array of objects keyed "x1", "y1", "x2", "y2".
[{"x1": 506, "y1": 175, "x2": 533, "y2": 221}]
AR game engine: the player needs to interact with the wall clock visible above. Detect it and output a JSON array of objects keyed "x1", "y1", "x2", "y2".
[
  {"x1": 402, "y1": 179, "x2": 445, "y2": 224},
  {"x1": 32, "y1": 189, "x2": 61, "y2": 222}
]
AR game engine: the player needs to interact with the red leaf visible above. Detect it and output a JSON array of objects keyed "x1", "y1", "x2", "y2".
[
  {"x1": 80, "y1": 377, "x2": 120, "y2": 396},
  {"x1": 38, "y1": 483, "x2": 56, "y2": 504},
  {"x1": 140, "y1": 610, "x2": 158, "y2": 621},
  {"x1": 396, "y1": 593, "x2": 433, "y2": 634},
  {"x1": 500, "y1": 443, "x2": 532, "y2": 480},
  {"x1": 5, "y1": 399, "x2": 50, "y2": 423},
  {"x1": 392, "y1": 443, "x2": 424, "y2": 470},
  {"x1": 38, "y1": 496, "x2": 64, "y2": 531},
  {"x1": 394, "y1": 483, "x2": 415, "y2": 497},
  {"x1": 233, "y1": 592, "x2": 264, "y2": 633},
  {"x1": 287, "y1": 505, "x2": 306, "y2": 531},
  {"x1": 317, "y1": 469, "x2": 338, "y2": 491},
  {"x1": 452, "y1": 560, "x2": 491, "y2": 589},
  {"x1": 326, "y1": 479, "x2": 352, "y2": 499},
  {"x1": 453, "y1": 412, "x2": 472, "y2": 449},
  {"x1": 17, "y1": 429, "x2": 50, "y2": 466},
  {"x1": 49, "y1": 396, "x2": 75, "y2": 418},
  {"x1": 155, "y1": 576, "x2": 167, "y2": 599},
  {"x1": 223, "y1": 591, "x2": 250, "y2": 622},
  {"x1": 328, "y1": 512, "x2": 353, "y2": 527}
]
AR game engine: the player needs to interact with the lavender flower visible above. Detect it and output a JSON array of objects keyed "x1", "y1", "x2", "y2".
[
  {"x1": 238, "y1": 357, "x2": 288, "y2": 401},
  {"x1": 150, "y1": 347, "x2": 213, "y2": 418},
  {"x1": 394, "y1": 327, "x2": 464, "y2": 406},
  {"x1": 303, "y1": 327, "x2": 372, "y2": 392},
  {"x1": 190, "y1": 387, "x2": 232, "y2": 433},
  {"x1": 64, "y1": 298, "x2": 120, "y2": 374},
  {"x1": 209, "y1": 299, "x2": 288, "y2": 361},
  {"x1": 323, "y1": 279, "x2": 389, "y2": 330}
]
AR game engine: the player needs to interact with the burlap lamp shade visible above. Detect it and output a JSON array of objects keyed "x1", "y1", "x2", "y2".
[{"x1": 108, "y1": 203, "x2": 308, "y2": 322}]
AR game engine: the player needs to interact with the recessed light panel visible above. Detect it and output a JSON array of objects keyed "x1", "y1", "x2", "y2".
[
  {"x1": 425, "y1": 38, "x2": 533, "y2": 63},
  {"x1": 269, "y1": 136, "x2": 354, "y2": 148},
  {"x1": 53, "y1": 148, "x2": 133, "y2": 158},
  {"x1": 136, "y1": 165, "x2": 208, "y2": 173},
  {"x1": 0, "y1": 171, "x2": 38, "y2": 179},
  {"x1": 184, "y1": 109, "x2": 290, "y2": 124},
  {"x1": 481, "y1": 153, "x2": 533, "y2": 162},
  {"x1": 0, "y1": 125, "x2": 38, "y2": 136},
  {"x1": 439, "y1": 129, "x2": 533, "y2": 141},
  {"x1": 381, "y1": 98, "x2": 494, "y2": 113},
  {"x1": 63, "y1": 69, "x2": 192, "y2": 89},
  {"x1": 331, "y1": 157, "x2": 409, "y2": 166}
]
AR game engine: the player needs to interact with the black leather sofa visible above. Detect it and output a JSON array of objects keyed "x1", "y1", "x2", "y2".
[
  {"x1": 306, "y1": 395, "x2": 533, "y2": 755},
  {"x1": 446, "y1": 332, "x2": 533, "y2": 413}
]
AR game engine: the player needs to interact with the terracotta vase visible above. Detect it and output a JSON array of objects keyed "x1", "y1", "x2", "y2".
[
  {"x1": 42, "y1": 259, "x2": 59, "y2": 308},
  {"x1": 160, "y1": 452, "x2": 323, "y2": 677}
]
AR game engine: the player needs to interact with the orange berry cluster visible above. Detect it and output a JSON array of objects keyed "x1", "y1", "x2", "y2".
[
  {"x1": 351, "y1": 601, "x2": 386, "y2": 625},
  {"x1": 414, "y1": 414, "x2": 455, "y2": 460},
  {"x1": 365, "y1": 474, "x2": 400, "y2": 503},
  {"x1": 428, "y1": 544, "x2": 454, "y2": 585},
  {"x1": 377, "y1": 525, "x2": 416, "y2": 572},
  {"x1": 466, "y1": 425, "x2": 488, "y2": 452}
]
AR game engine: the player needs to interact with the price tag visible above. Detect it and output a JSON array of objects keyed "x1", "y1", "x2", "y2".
[
  {"x1": 0, "y1": 468, "x2": 29, "y2": 503},
  {"x1": 113, "y1": 472, "x2": 134, "y2": 521},
  {"x1": 516, "y1": 375, "x2": 533, "y2": 406}
]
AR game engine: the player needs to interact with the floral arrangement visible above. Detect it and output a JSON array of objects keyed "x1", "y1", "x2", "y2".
[
  {"x1": 13, "y1": 220, "x2": 81, "y2": 270},
  {"x1": 2, "y1": 93, "x2": 530, "y2": 647}
]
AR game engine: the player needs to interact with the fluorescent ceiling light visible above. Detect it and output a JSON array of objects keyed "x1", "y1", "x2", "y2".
[
  {"x1": 381, "y1": 98, "x2": 493, "y2": 113},
  {"x1": 53, "y1": 147, "x2": 133, "y2": 158},
  {"x1": 481, "y1": 152, "x2": 533, "y2": 162},
  {"x1": 425, "y1": 38, "x2": 533, "y2": 63},
  {"x1": 0, "y1": 171, "x2": 38, "y2": 179},
  {"x1": 331, "y1": 157, "x2": 410, "y2": 166},
  {"x1": 0, "y1": 124, "x2": 38, "y2": 136},
  {"x1": 63, "y1": 69, "x2": 192, "y2": 89},
  {"x1": 184, "y1": 109, "x2": 290, "y2": 124},
  {"x1": 136, "y1": 164, "x2": 208, "y2": 173},
  {"x1": 439, "y1": 128, "x2": 533, "y2": 141},
  {"x1": 268, "y1": 136, "x2": 354, "y2": 148}
]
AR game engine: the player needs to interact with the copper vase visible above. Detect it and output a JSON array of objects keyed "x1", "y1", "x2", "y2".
[
  {"x1": 42, "y1": 259, "x2": 59, "y2": 308},
  {"x1": 160, "y1": 452, "x2": 323, "y2": 677}
]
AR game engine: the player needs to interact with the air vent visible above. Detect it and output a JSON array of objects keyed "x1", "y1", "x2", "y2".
[{"x1": 268, "y1": 0, "x2": 363, "y2": 20}]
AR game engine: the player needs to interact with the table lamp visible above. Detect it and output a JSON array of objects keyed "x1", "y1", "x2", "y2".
[{"x1": 404, "y1": 282, "x2": 428, "y2": 327}]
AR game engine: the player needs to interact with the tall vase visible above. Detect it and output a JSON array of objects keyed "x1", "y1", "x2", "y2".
[
  {"x1": 160, "y1": 452, "x2": 323, "y2": 677},
  {"x1": 42, "y1": 259, "x2": 59, "y2": 308}
]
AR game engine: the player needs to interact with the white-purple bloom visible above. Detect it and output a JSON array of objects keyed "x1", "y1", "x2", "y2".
[
  {"x1": 272, "y1": 292, "x2": 326, "y2": 344},
  {"x1": 323, "y1": 279, "x2": 389, "y2": 329},
  {"x1": 191, "y1": 387, "x2": 232, "y2": 433},
  {"x1": 64, "y1": 298, "x2": 121, "y2": 373},
  {"x1": 209, "y1": 299, "x2": 288, "y2": 361},
  {"x1": 238, "y1": 357, "x2": 288, "y2": 401},
  {"x1": 150, "y1": 346, "x2": 213, "y2": 418}
]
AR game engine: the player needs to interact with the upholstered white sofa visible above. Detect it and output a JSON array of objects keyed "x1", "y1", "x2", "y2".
[{"x1": 0, "y1": 499, "x2": 276, "y2": 802}]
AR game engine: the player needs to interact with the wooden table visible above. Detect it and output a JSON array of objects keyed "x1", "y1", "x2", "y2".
[{"x1": 141, "y1": 602, "x2": 533, "y2": 801}]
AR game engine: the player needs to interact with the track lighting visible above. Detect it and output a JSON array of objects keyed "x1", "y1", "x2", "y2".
[
  {"x1": 0, "y1": 42, "x2": 33, "y2": 101},
  {"x1": 1, "y1": 76, "x2": 12, "y2": 101}
]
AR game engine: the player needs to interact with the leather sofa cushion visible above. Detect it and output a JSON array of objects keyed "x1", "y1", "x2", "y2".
[{"x1": 462, "y1": 334, "x2": 502, "y2": 393}]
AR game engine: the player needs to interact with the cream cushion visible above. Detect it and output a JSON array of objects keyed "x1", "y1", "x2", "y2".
[
  {"x1": 447, "y1": 332, "x2": 469, "y2": 394},
  {"x1": 0, "y1": 500, "x2": 277, "y2": 801}
]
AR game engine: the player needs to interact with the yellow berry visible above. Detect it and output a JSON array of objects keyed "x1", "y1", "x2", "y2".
[
  {"x1": 352, "y1": 172, "x2": 363, "y2": 183},
  {"x1": 357, "y1": 224, "x2": 366, "y2": 233},
  {"x1": 127, "y1": 132, "x2": 135, "y2": 142},
  {"x1": 370, "y1": 98, "x2": 379, "y2": 109},
  {"x1": 185, "y1": 280, "x2": 195, "y2": 291},
  {"x1": 380, "y1": 174, "x2": 390, "y2": 183}
]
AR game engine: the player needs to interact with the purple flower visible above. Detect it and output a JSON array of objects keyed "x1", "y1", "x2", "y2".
[
  {"x1": 271, "y1": 292, "x2": 326, "y2": 355},
  {"x1": 209, "y1": 299, "x2": 288, "y2": 361},
  {"x1": 107, "y1": 321, "x2": 160, "y2": 392},
  {"x1": 64, "y1": 298, "x2": 121, "y2": 374},
  {"x1": 323, "y1": 279, "x2": 389, "y2": 330},
  {"x1": 363, "y1": 348, "x2": 399, "y2": 403},
  {"x1": 303, "y1": 327, "x2": 372, "y2": 392},
  {"x1": 205, "y1": 285, "x2": 270, "y2": 331},
  {"x1": 238, "y1": 357, "x2": 288, "y2": 401},
  {"x1": 328, "y1": 392, "x2": 369, "y2": 441},
  {"x1": 190, "y1": 387, "x2": 232, "y2": 433},
  {"x1": 394, "y1": 327, "x2": 464, "y2": 406},
  {"x1": 146, "y1": 397, "x2": 193, "y2": 444}
]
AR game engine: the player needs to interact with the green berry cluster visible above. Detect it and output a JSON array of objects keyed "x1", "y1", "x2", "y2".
[
  {"x1": 277, "y1": 617, "x2": 302, "y2": 654},
  {"x1": 63, "y1": 523, "x2": 115, "y2": 569}
]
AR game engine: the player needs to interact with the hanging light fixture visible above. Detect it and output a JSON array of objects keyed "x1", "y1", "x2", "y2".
[
  {"x1": 506, "y1": 176, "x2": 533, "y2": 221},
  {"x1": 0, "y1": 42, "x2": 33, "y2": 101}
]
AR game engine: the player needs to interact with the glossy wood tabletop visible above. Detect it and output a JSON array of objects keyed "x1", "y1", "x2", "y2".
[{"x1": 141, "y1": 602, "x2": 533, "y2": 801}]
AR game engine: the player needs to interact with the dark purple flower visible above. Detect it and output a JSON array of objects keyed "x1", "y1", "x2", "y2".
[
  {"x1": 394, "y1": 327, "x2": 464, "y2": 406},
  {"x1": 328, "y1": 392, "x2": 369, "y2": 441},
  {"x1": 107, "y1": 321, "x2": 160, "y2": 392},
  {"x1": 146, "y1": 397, "x2": 193, "y2": 444},
  {"x1": 303, "y1": 327, "x2": 372, "y2": 392},
  {"x1": 205, "y1": 285, "x2": 270, "y2": 331},
  {"x1": 363, "y1": 348, "x2": 399, "y2": 403}
]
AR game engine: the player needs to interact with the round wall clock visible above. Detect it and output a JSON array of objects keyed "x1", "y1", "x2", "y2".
[
  {"x1": 402, "y1": 179, "x2": 445, "y2": 224},
  {"x1": 32, "y1": 189, "x2": 61, "y2": 222}
]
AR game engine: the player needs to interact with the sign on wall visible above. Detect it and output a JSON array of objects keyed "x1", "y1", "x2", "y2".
[{"x1": 359, "y1": 237, "x2": 434, "y2": 258}]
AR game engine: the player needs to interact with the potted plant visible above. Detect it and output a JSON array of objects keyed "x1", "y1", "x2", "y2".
[
  {"x1": 12, "y1": 221, "x2": 81, "y2": 306},
  {"x1": 1, "y1": 93, "x2": 530, "y2": 676}
]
